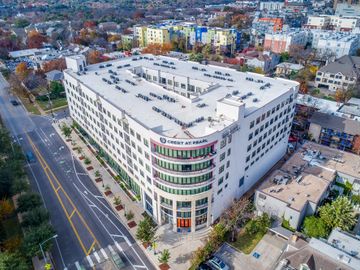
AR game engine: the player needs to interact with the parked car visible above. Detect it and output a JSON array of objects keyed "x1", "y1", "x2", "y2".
[
  {"x1": 10, "y1": 100, "x2": 19, "y2": 106},
  {"x1": 197, "y1": 263, "x2": 212, "y2": 270},
  {"x1": 207, "y1": 256, "x2": 230, "y2": 270}
]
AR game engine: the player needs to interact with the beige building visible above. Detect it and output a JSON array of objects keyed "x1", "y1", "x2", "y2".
[{"x1": 314, "y1": 55, "x2": 359, "y2": 91}]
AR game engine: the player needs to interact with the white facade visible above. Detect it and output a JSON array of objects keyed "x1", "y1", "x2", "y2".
[
  {"x1": 259, "y1": 1, "x2": 285, "y2": 11},
  {"x1": 308, "y1": 30, "x2": 360, "y2": 59},
  {"x1": 63, "y1": 54, "x2": 298, "y2": 233},
  {"x1": 305, "y1": 15, "x2": 360, "y2": 31}
]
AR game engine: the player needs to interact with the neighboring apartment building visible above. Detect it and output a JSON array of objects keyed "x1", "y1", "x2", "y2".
[
  {"x1": 64, "y1": 54, "x2": 298, "y2": 233},
  {"x1": 336, "y1": 3, "x2": 360, "y2": 17},
  {"x1": 134, "y1": 23, "x2": 241, "y2": 52},
  {"x1": 304, "y1": 15, "x2": 360, "y2": 32},
  {"x1": 309, "y1": 30, "x2": 360, "y2": 59},
  {"x1": 264, "y1": 30, "x2": 308, "y2": 54},
  {"x1": 255, "y1": 141, "x2": 360, "y2": 229},
  {"x1": 259, "y1": 1, "x2": 285, "y2": 11},
  {"x1": 308, "y1": 111, "x2": 360, "y2": 153},
  {"x1": 314, "y1": 55, "x2": 360, "y2": 91}
]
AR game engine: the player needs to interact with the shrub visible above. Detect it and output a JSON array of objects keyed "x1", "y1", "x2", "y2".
[
  {"x1": 84, "y1": 157, "x2": 91, "y2": 165},
  {"x1": 158, "y1": 249, "x2": 170, "y2": 264},
  {"x1": 113, "y1": 196, "x2": 121, "y2": 206},
  {"x1": 126, "y1": 210, "x2": 134, "y2": 220}
]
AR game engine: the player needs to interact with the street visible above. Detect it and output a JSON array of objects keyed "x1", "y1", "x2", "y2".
[{"x1": 0, "y1": 74, "x2": 155, "y2": 270}]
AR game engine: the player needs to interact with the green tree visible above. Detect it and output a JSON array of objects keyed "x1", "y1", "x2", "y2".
[
  {"x1": 16, "y1": 192, "x2": 42, "y2": 213},
  {"x1": 189, "y1": 53, "x2": 204, "y2": 63},
  {"x1": 60, "y1": 124, "x2": 72, "y2": 139},
  {"x1": 21, "y1": 223, "x2": 55, "y2": 258},
  {"x1": 0, "y1": 251, "x2": 28, "y2": 270},
  {"x1": 280, "y1": 52, "x2": 290, "y2": 62},
  {"x1": 21, "y1": 207, "x2": 50, "y2": 228},
  {"x1": 319, "y1": 196, "x2": 356, "y2": 231},
  {"x1": 136, "y1": 217, "x2": 155, "y2": 244},
  {"x1": 14, "y1": 19, "x2": 30, "y2": 28},
  {"x1": 158, "y1": 249, "x2": 170, "y2": 264},
  {"x1": 303, "y1": 216, "x2": 329, "y2": 238},
  {"x1": 11, "y1": 178, "x2": 29, "y2": 195}
]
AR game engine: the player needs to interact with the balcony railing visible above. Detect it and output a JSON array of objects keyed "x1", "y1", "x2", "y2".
[
  {"x1": 152, "y1": 151, "x2": 215, "y2": 163},
  {"x1": 154, "y1": 176, "x2": 215, "y2": 188},
  {"x1": 152, "y1": 163, "x2": 216, "y2": 176}
]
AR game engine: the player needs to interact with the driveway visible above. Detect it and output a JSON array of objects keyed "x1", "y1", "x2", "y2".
[{"x1": 215, "y1": 233, "x2": 287, "y2": 270}]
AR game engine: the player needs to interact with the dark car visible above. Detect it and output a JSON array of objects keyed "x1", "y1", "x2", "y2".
[
  {"x1": 197, "y1": 263, "x2": 212, "y2": 270},
  {"x1": 10, "y1": 100, "x2": 20, "y2": 106},
  {"x1": 25, "y1": 151, "x2": 36, "y2": 163}
]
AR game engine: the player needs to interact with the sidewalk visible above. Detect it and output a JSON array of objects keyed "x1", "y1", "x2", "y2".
[{"x1": 53, "y1": 119, "x2": 210, "y2": 270}]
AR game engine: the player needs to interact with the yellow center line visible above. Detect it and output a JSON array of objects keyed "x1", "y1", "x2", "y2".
[
  {"x1": 26, "y1": 134, "x2": 99, "y2": 255},
  {"x1": 69, "y1": 209, "x2": 76, "y2": 218},
  {"x1": 87, "y1": 240, "x2": 97, "y2": 256}
]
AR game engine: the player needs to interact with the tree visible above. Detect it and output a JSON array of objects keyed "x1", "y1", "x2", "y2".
[
  {"x1": 319, "y1": 196, "x2": 356, "y2": 232},
  {"x1": 60, "y1": 124, "x2": 72, "y2": 139},
  {"x1": 27, "y1": 30, "x2": 47, "y2": 49},
  {"x1": 15, "y1": 62, "x2": 30, "y2": 82},
  {"x1": 87, "y1": 50, "x2": 109, "y2": 64},
  {"x1": 11, "y1": 178, "x2": 29, "y2": 195},
  {"x1": 158, "y1": 249, "x2": 170, "y2": 264},
  {"x1": 42, "y1": 58, "x2": 66, "y2": 73},
  {"x1": 0, "y1": 198, "x2": 14, "y2": 220},
  {"x1": 16, "y1": 192, "x2": 42, "y2": 213},
  {"x1": 352, "y1": 135, "x2": 360, "y2": 155},
  {"x1": 303, "y1": 216, "x2": 329, "y2": 238},
  {"x1": 335, "y1": 87, "x2": 353, "y2": 103},
  {"x1": 21, "y1": 223, "x2": 55, "y2": 258},
  {"x1": 136, "y1": 217, "x2": 155, "y2": 244},
  {"x1": 189, "y1": 53, "x2": 204, "y2": 63},
  {"x1": 14, "y1": 18, "x2": 30, "y2": 28},
  {"x1": 0, "y1": 251, "x2": 28, "y2": 270},
  {"x1": 21, "y1": 207, "x2": 50, "y2": 228},
  {"x1": 142, "y1": 43, "x2": 172, "y2": 55},
  {"x1": 221, "y1": 198, "x2": 251, "y2": 241},
  {"x1": 280, "y1": 52, "x2": 290, "y2": 63}
]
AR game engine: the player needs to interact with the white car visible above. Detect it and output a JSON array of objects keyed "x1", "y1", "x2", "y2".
[{"x1": 207, "y1": 256, "x2": 230, "y2": 270}]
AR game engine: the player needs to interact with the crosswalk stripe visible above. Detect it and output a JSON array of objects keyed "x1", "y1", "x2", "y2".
[
  {"x1": 75, "y1": 261, "x2": 81, "y2": 270},
  {"x1": 93, "y1": 251, "x2": 101, "y2": 263},
  {"x1": 108, "y1": 244, "x2": 116, "y2": 255},
  {"x1": 86, "y1": 255, "x2": 94, "y2": 267},
  {"x1": 100, "y1": 248, "x2": 109, "y2": 259},
  {"x1": 125, "y1": 236, "x2": 132, "y2": 247},
  {"x1": 115, "y1": 241, "x2": 123, "y2": 252}
]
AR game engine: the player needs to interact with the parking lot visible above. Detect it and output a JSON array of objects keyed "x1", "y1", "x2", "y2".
[{"x1": 215, "y1": 233, "x2": 287, "y2": 270}]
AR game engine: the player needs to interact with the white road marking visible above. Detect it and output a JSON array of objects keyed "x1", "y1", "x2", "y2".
[
  {"x1": 75, "y1": 261, "x2": 81, "y2": 270},
  {"x1": 115, "y1": 241, "x2": 123, "y2": 252},
  {"x1": 100, "y1": 248, "x2": 108, "y2": 260},
  {"x1": 110, "y1": 234, "x2": 124, "y2": 238},
  {"x1": 125, "y1": 236, "x2": 132, "y2": 247},
  {"x1": 108, "y1": 245, "x2": 116, "y2": 255},
  {"x1": 86, "y1": 255, "x2": 94, "y2": 267},
  {"x1": 93, "y1": 250, "x2": 101, "y2": 263}
]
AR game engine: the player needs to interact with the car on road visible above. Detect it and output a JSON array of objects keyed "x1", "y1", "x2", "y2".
[
  {"x1": 25, "y1": 151, "x2": 36, "y2": 163},
  {"x1": 207, "y1": 256, "x2": 230, "y2": 270},
  {"x1": 197, "y1": 263, "x2": 212, "y2": 270},
  {"x1": 110, "y1": 252, "x2": 125, "y2": 269},
  {"x1": 10, "y1": 100, "x2": 20, "y2": 106}
]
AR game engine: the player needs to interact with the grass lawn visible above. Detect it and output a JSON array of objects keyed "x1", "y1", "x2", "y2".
[
  {"x1": 37, "y1": 97, "x2": 68, "y2": 111},
  {"x1": 19, "y1": 97, "x2": 41, "y2": 115},
  {"x1": 230, "y1": 231, "x2": 265, "y2": 254}
]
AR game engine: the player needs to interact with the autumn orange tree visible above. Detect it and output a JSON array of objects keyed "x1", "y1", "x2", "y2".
[
  {"x1": 15, "y1": 62, "x2": 30, "y2": 81},
  {"x1": 142, "y1": 43, "x2": 172, "y2": 55},
  {"x1": 87, "y1": 50, "x2": 109, "y2": 64},
  {"x1": 27, "y1": 30, "x2": 47, "y2": 49},
  {"x1": 42, "y1": 58, "x2": 66, "y2": 72}
]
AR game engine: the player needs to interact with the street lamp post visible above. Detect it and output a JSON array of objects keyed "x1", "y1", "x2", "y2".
[{"x1": 39, "y1": 234, "x2": 58, "y2": 267}]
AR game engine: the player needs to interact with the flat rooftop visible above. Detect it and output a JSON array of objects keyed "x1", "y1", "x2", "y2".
[
  {"x1": 64, "y1": 54, "x2": 298, "y2": 138},
  {"x1": 258, "y1": 141, "x2": 360, "y2": 211}
]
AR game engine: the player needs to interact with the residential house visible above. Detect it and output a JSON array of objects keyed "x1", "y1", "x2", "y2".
[
  {"x1": 314, "y1": 55, "x2": 360, "y2": 91},
  {"x1": 275, "y1": 62, "x2": 304, "y2": 77}
]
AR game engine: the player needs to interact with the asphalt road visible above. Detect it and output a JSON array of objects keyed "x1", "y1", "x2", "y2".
[{"x1": 0, "y1": 74, "x2": 155, "y2": 270}]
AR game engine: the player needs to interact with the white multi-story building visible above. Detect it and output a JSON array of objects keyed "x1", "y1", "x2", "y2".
[
  {"x1": 309, "y1": 30, "x2": 360, "y2": 59},
  {"x1": 63, "y1": 54, "x2": 298, "y2": 233},
  {"x1": 259, "y1": 1, "x2": 285, "y2": 11},
  {"x1": 304, "y1": 15, "x2": 360, "y2": 32}
]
